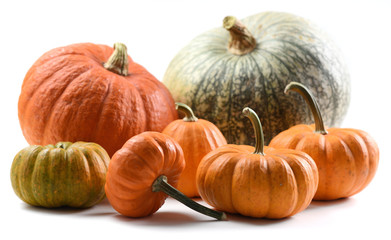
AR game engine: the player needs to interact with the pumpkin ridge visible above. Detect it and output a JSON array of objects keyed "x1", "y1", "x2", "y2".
[
  {"x1": 127, "y1": 147, "x2": 161, "y2": 183},
  {"x1": 91, "y1": 80, "x2": 112, "y2": 141},
  {"x1": 334, "y1": 133, "x2": 358, "y2": 197},
  {"x1": 149, "y1": 80, "x2": 178, "y2": 126},
  {"x1": 170, "y1": 39, "x2": 227, "y2": 71},
  {"x1": 119, "y1": 74, "x2": 147, "y2": 130},
  {"x1": 276, "y1": 153, "x2": 316, "y2": 215},
  {"x1": 203, "y1": 122, "x2": 221, "y2": 149},
  {"x1": 46, "y1": 148, "x2": 64, "y2": 207},
  {"x1": 191, "y1": 54, "x2": 236, "y2": 110},
  {"x1": 230, "y1": 156, "x2": 250, "y2": 215},
  {"x1": 323, "y1": 134, "x2": 356, "y2": 199},
  {"x1": 42, "y1": 67, "x2": 95, "y2": 143},
  {"x1": 39, "y1": 42, "x2": 106, "y2": 62},
  {"x1": 205, "y1": 56, "x2": 234, "y2": 121},
  {"x1": 260, "y1": 19, "x2": 301, "y2": 35},
  {"x1": 19, "y1": 56, "x2": 79, "y2": 129},
  {"x1": 65, "y1": 148, "x2": 87, "y2": 207},
  {"x1": 228, "y1": 154, "x2": 250, "y2": 214},
  {"x1": 322, "y1": 136, "x2": 333, "y2": 198},
  {"x1": 273, "y1": 38, "x2": 341, "y2": 125},
  {"x1": 110, "y1": 168, "x2": 152, "y2": 192},
  {"x1": 251, "y1": 49, "x2": 287, "y2": 92},
  {"x1": 252, "y1": 48, "x2": 298, "y2": 133},
  {"x1": 240, "y1": 13, "x2": 268, "y2": 38},
  {"x1": 261, "y1": 49, "x2": 297, "y2": 113},
  {"x1": 263, "y1": 155, "x2": 273, "y2": 217},
  {"x1": 226, "y1": 57, "x2": 242, "y2": 125},
  {"x1": 268, "y1": 155, "x2": 298, "y2": 218},
  {"x1": 18, "y1": 147, "x2": 42, "y2": 205},
  {"x1": 72, "y1": 147, "x2": 103, "y2": 207},
  {"x1": 31, "y1": 149, "x2": 52, "y2": 207},
  {"x1": 265, "y1": 37, "x2": 325, "y2": 68},
  {"x1": 256, "y1": 47, "x2": 293, "y2": 76},
  {"x1": 345, "y1": 129, "x2": 379, "y2": 192},
  {"x1": 330, "y1": 130, "x2": 370, "y2": 196},
  {"x1": 128, "y1": 74, "x2": 176, "y2": 130},
  {"x1": 260, "y1": 40, "x2": 311, "y2": 72},
  {"x1": 127, "y1": 152, "x2": 163, "y2": 186},
  {"x1": 28, "y1": 52, "x2": 95, "y2": 76},
  {"x1": 251, "y1": 54, "x2": 276, "y2": 138},
  {"x1": 248, "y1": 53, "x2": 283, "y2": 135},
  {"x1": 13, "y1": 150, "x2": 26, "y2": 203}
]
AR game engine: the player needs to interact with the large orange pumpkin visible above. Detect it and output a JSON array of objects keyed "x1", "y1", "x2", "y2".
[
  {"x1": 269, "y1": 82, "x2": 379, "y2": 200},
  {"x1": 196, "y1": 107, "x2": 318, "y2": 219},
  {"x1": 18, "y1": 42, "x2": 177, "y2": 156},
  {"x1": 105, "y1": 131, "x2": 226, "y2": 220},
  {"x1": 162, "y1": 103, "x2": 227, "y2": 197}
]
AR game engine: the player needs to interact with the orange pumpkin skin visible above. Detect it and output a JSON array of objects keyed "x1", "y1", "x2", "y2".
[
  {"x1": 269, "y1": 124, "x2": 379, "y2": 200},
  {"x1": 162, "y1": 103, "x2": 227, "y2": 197},
  {"x1": 196, "y1": 145, "x2": 318, "y2": 219},
  {"x1": 105, "y1": 131, "x2": 185, "y2": 217},
  {"x1": 18, "y1": 43, "x2": 177, "y2": 157}
]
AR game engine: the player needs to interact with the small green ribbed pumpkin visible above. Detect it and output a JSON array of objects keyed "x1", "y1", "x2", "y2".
[
  {"x1": 10, "y1": 142, "x2": 110, "y2": 208},
  {"x1": 163, "y1": 12, "x2": 350, "y2": 145}
]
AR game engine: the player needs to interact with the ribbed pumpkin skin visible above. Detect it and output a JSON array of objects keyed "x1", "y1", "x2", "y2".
[
  {"x1": 269, "y1": 125, "x2": 379, "y2": 200},
  {"x1": 10, "y1": 142, "x2": 110, "y2": 208},
  {"x1": 164, "y1": 12, "x2": 350, "y2": 145},
  {"x1": 18, "y1": 43, "x2": 178, "y2": 157},
  {"x1": 162, "y1": 119, "x2": 227, "y2": 197},
  {"x1": 105, "y1": 132, "x2": 185, "y2": 217},
  {"x1": 196, "y1": 145, "x2": 318, "y2": 219}
]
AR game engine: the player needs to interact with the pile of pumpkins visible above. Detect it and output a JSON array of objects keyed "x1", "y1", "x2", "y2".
[{"x1": 11, "y1": 12, "x2": 379, "y2": 220}]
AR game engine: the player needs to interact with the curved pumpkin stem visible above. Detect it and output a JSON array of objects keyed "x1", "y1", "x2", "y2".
[
  {"x1": 176, "y1": 103, "x2": 198, "y2": 122},
  {"x1": 152, "y1": 175, "x2": 226, "y2": 221},
  {"x1": 223, "y1": 16, "x2": 256, "y2": 55},
  {"x1": 104, "y1": 42, "x2": 129, "y2": 76},
  {"x1": 285, "y1": 82, "x2": 328, "y2": 135},
  {"x1": 242, "y1": 107, "x2": 264, "y2": 155}
]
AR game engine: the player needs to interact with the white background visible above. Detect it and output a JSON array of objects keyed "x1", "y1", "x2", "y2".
[{"x1": 1, "y1": 0, "x2": 390, "y2": 239}]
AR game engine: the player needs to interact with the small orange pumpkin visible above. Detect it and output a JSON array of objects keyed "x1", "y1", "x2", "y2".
[
  {"x1": 196, "y1": 107, "x2": 318, "y2": 219},
  {"x1": 105, "y1": 131, "x2": 226, "y2": 220},
  {"x1": 18, "y1": 42, "x2": 177, "y2": 157},
  {"x1": 162, "y1": 103, "x2": 227, "y2": 197},
  {"x1": 269, "y1": 82, "x2": 379, "y2": 200}
]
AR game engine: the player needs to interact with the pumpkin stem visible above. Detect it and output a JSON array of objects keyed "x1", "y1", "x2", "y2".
[
  {"x1": 104, "y1": 42, "x2": 129, "y2": 76},
  {"x1": 176, "y1": 103, "x2": 198, "y2": 122},
  {"x1": 285, "y1": 82, "x2": 328, "y2": 135},
  {"x1": 223, "y1": 16, "x2": 256, "y2": 55},
  {"x1": 152, "y1": 175, "x2": 227, "y2": 221},
  {"x1": 55, "y1": 142, "x2": 72, "y2": 150},
  {"x1": 242, "y1": 107, "x2": 265, "y2": 155}
]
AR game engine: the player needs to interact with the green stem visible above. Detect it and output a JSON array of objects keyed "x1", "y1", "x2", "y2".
[
  {"x1": 242, "y1": 107, "x2": 264, "y2": 155},
  {"x1": 55, "y1": 142, "x2": 72, "y2": 150},
  {"x1": 223, "y1": 16, "x2": 256, "y2": 55},
  {"x1": 152, "y1": 175, "x2": 227, "y2": 221},
  {"x1": 176, "y1": 103, "x2": 198, "y2": 122},
  {"x1": 285, "y1": 82, "x2": 328, "y2": 135},
  {"x1": 104, "y1": 42, "x2": 129, "y2": 76}
]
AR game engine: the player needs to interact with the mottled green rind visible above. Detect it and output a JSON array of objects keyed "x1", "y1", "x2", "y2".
[
  {"x1": 163, "y1": 12, "x2": 350, "y2": 145},
  {"x1": 10, "y1": 142, "x2": 110, "y2": 208}
]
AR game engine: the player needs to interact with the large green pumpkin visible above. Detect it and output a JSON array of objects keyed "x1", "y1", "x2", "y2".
[
  {"x1": 163, "y1": 12, "x2": 350, "y2": 145},
  {"x1": 10, "y1": 142, "x2": 110, "y2": 208}
]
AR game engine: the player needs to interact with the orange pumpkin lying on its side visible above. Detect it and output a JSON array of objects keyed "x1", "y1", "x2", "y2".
[{"x1": 105, "y1": 131, "x2": 226, "y2": 220}]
